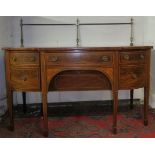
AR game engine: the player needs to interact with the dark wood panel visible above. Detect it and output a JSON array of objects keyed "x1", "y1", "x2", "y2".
[{"x1": 49, "y1": 70, "x2": 111, "y2": 91}]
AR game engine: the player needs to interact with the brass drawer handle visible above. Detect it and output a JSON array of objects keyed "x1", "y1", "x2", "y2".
[
  {"x1": 132, "y1": 73, "x2": 137, "y2": 79},
  {"x1": 49, "y1": 56, "x2": 58, "y2": 62},
  {"x1": 12, "y1": 56, "x2": 17, "y2": 62},
  {"x1": 21, "y1": 76, "x2": 27, "y2": 81},
  {"x1": 123, "y1": 54, "x2": 130, "y2": 60},
  {"x1": 140, "y1": 54, "x2": 144, "y2": 60},
  {"x1": 23, "y1": 77, "x2": 27, "y2": 81},
  {"x1": 101, "y1": 56, "x2": 110, "y2": 62}
]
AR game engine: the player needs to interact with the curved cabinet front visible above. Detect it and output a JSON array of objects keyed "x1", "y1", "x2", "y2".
[{"x1": 3, "y1": 46, "x2": 152, "y2": 137}]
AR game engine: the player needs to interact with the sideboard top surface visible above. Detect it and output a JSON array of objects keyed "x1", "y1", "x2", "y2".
[{"x1": 2, "y1": 46, "x2": 153, "y2": 52}]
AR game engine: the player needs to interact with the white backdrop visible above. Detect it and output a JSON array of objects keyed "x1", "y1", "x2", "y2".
[
  {"x1": 1, "y1": 16, "x2": 155, "y2": 108},
  {"x1": 0, "y1": 17, "x2": 14, "y2": 115}
]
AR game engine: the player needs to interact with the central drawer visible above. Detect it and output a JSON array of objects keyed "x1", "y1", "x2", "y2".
[{"x1": 46, "y1": 52, "x2": 114, "y2": 66}]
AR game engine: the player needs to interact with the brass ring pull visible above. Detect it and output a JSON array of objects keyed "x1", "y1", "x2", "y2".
[
  {"x1": 123, "y1": 54, "x2": 130, "y2": 60},
  {"x1": 132, "y1": 73, "x2": 137, "y2": 79},
  {"x1": 49, "y1": 56, "x2": 58, "y2": 62},
  {"x1": 101, "y1": 56, "x2": 109, "y2": 62},
  {"x1": 12, "y1": 56, "x2": 17, "y2": 62},
  {"x1": 23, "y1": 77, "x2": 27, "y2": 81},
  {"x1": 21, "y1": 76, "x2": 27, "y2": 81},
  {"x1": 140, "y1": 54, "x2": 144, "y2": 60}
]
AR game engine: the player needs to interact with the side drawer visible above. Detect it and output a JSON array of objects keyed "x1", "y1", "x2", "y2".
[
  {"x1": 10, "y1": 52, "x2": 40, "y2": 66},
  {"x1": 119, "y1": 65, "x2": 145, "y2": 89},
  {"x1": 10, "y1": 68, "x2": 40, "y2": 91},
  {"x1": 119, "y1": 51, "x2": 146, "y2": 64}
]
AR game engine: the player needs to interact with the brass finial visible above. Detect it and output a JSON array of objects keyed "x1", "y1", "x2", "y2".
[
  {"x1": 130, "y1": 17, "x2": 134, "y2": 46},
  {"x1": 76, "y1": 18, "x2": 80, "y2": 47},
  {"x1": 20, "y1": 17, "x2": 24, "y2": 47}
]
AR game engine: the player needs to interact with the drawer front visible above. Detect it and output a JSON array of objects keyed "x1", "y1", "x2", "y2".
[
  {"x1": 10, "y1": 52, "x2": 39, "y2": 66},
  {"x1": 119, "y1": 66, "x2": 145, "y2": 89},
  {"x1": 10, "y1": 68, "x2": 40, "y2": 90},
  {"x1": 46, "y1": 52, "x2": 113, "y2": 66},
  {"x1": 119, "y1": 51, "x2": 146, "y2": 64}
]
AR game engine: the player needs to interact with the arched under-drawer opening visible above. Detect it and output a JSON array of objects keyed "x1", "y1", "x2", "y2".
[{"x1": 48, "y1": 70, "x2": 112, "y2": 91}]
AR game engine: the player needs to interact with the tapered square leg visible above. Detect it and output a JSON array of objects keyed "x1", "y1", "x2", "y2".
[
  {"x1": 144, "y1": 120, "x2": 148, "y2": 126},
  {"x1": 144, "y1": 86, "x2": 149, "y2": 126},
  {"x1": 7, "y1": 89, "x2": 14, "y2": 131},
  {"x1": 112, "y1": 127, "x2": 117, "y2": 134},
  {"x1": 41, "y1": 52, "x2": 49, "y2": 137},
  {"x1": 43, "y1": 130, "x2": 48, "y2": 137},
  {"x1": 42, "y1": 91, "x2": 48, "y2": 137}
]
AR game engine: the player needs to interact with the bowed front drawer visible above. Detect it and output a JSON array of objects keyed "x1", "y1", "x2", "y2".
[
  {"x1": 119, "y1": 65, "x2": 145, "y2": 89},
  {"x1": 10, "y1": 52, "x2": 39, "y2": 66},
  {"x1": 10, "y1": 68, "x2": 40, "y2": 91},
  {"x1": 119, "y1": 51, "x2": 146, "y2": 64}
]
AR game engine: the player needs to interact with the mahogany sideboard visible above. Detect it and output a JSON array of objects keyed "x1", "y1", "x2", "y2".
[{"x1": 3, "y1": 46, "x2": 152, "y2": 137}]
